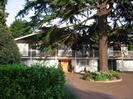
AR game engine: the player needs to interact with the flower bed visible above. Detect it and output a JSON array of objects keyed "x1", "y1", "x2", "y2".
[{"x1": 83, "y1": 70, "x2": 121, "y2": 82}]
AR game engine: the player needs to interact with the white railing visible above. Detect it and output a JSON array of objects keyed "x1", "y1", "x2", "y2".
[
  {"x1": 21, "y1": 50, "x2": 98, "y2": 58},
  {"x1": 21, "y1": 50, "x2": 133, "y2": 59}
]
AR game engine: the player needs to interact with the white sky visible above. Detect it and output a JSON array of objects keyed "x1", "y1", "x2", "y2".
[{"x1": 6, "y1": 0, "x2": 25, "y2": 26}]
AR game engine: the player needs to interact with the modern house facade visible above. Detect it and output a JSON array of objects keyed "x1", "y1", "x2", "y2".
[{"x1": 15, "y1": 33, "x2": 133, "y2": 72}]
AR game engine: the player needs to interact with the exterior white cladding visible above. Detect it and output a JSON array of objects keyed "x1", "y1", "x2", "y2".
[
  {"x1": 22, "y1": 58, "x2": 59, "y2": 67},
  {"x1": 117, "y1": 60, "x2": 133, "y2": 71},
  {"x1": 21, "y1": 57, "x2": 98, "y2": 72},
  {"x1": 17, "y1": 43, "x2": 29, "y2": 56},
  {"x1": 72, "y1": 59, "x2": 98, "y2": 73}
]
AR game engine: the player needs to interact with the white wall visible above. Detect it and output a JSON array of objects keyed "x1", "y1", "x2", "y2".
[
  {"x1": 71, "y1": 59, "x2": 98, "y2": 73},
  {"x1": 22, "y1": 59, "x2": 59, "y2": 67},
  {"x1": 117, "y1": 60, "x2": 133, "y2": 71},
  {"x1": 17, "y1": 43, "x2": 29, "y2": 56}
]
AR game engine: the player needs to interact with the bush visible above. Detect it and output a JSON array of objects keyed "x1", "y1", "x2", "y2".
[
  {"x1": 83, "y1": 72, "x2": 94, "y2": 80},
  {"x1": 83, "y1": 71, "x2": 121, "y2": 81},
  {"x1": 94, "y1": 72, "x2": 108, "y2": 81},
  {"x1": 109, "y1": 70, "x2": 121, "y2": 79},
  {"x1": 0, "y1": 24, "x2": 20, "y2": 64},
  {"x1": 0, "y1": 64, "x2": 65, "y2": 99}
]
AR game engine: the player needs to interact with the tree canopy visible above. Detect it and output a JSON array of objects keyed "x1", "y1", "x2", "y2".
[
  {"x1": 0, "y1": 0, "x2": 20, "y2": 64},
  {"x1": 10, "y1": 19, "x2": 32, "y2": 38},
  {"x1": 18, "y1": 0, "x2": 133, "y2": 26},
  {"x1": 17, "y1": 0, "x2": 133, "y2": 44},
  {"x1": 0, "y1": 0, "x2": 8, "y2": 25}
]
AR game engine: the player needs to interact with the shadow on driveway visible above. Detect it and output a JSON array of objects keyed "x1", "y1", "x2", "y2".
[{"x1": 66, "y1": 84, "x2": 115, "y2": 99}]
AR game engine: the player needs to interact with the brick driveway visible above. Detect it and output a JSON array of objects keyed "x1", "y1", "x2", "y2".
[{"x1": 65, "y1": 72, "x2": 133, "y2": 99}]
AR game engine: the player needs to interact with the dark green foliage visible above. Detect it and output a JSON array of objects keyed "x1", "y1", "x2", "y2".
[
  {"x1": 0, "y1": 64, "x2": 65, "y2": 99},
  {"x1": 109, "y1": 24, "x2": 133, "y2": 46},
  {"x1": 37, "y1": 26, "x2": 77, "y2": 51},
  {"x1": 0, "y1": 0, "x2": 8, "y2": 25},
  {"x1": 128, "y1": 44, "x2": 133, "y2": 51},
  {"x1": 83, "y1": 71, "x2": 121, "y2": 81},
  {"x1": 0, "y1": 24, "x2": 20, "y2": 64},
  {"x1": 10, "y1": 19, "x2": 32, "y2": 38},
  {"x1": 17, "y1": 0, "x2": 133, "y2": 31},
  {"x1": 0, "y1": 0, "x2": 20, "y2": 64}
]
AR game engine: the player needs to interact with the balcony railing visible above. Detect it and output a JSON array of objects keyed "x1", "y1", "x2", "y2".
[{"x1": 21, "y1": 50, "x2": 133, "y2": 59}]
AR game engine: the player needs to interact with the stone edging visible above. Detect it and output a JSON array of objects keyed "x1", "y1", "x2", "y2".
[{"x1": 90, "y1": 79, "x2": 122, "y2": 83}]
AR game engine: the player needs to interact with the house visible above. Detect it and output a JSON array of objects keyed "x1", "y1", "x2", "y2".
[
  {"x1": 15, "y1": 33, "x2": 98, "y2": 72},
  {"x1": 15, "y1": 33, "x2": 133, "y2": 72},
  {"x1": 15, "y1": 33, "x2": 38, "y2": 57}
]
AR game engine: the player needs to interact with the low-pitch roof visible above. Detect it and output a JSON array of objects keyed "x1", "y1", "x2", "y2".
[{"x1": 14, "y1": 32, "x2": 40, "y2": 41}]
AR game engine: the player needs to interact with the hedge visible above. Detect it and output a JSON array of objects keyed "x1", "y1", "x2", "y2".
[{"x1": 0, "y1": 64, "x2": 65, "y2": 99}]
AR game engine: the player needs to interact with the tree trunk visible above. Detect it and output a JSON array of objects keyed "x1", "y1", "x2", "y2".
[{"x1": 98, "y1": 15, "x2": 108, "y2": 71}]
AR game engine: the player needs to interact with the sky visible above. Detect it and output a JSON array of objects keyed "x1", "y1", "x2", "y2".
[
  {"x1": 5, "y1": 0, "x2": 95, "y2": 27},
  {"x1": 5, "y1": 0, "x2": 96, "y2": 28},
  {"x1": 6, "y1": 0, "x2": 25, "y2": 26}
]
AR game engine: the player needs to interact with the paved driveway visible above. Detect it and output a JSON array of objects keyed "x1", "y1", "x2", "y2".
[{"x1": 65, "y1": 72, "x2": 133, "y2": 99}]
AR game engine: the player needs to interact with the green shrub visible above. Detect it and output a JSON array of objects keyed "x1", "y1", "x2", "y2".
[
  {"x1": 94, "y1": 72, "x2": 108, "y2": 81},
  {"x1": 0, "y1": 24, "x2": 20, "y2": 64},
  {"x1": 109, "y1": 70, "x2": 121, "y2": 79},
  {"x1": 83, "y1": 72, "x2": 94, "y2": 81},
  {"x1": 83, "y1": 71, "x2": 121, "y2": 81},
  {"x1": 0, "y1": 64, "x2": 65, "y2": 99}
]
